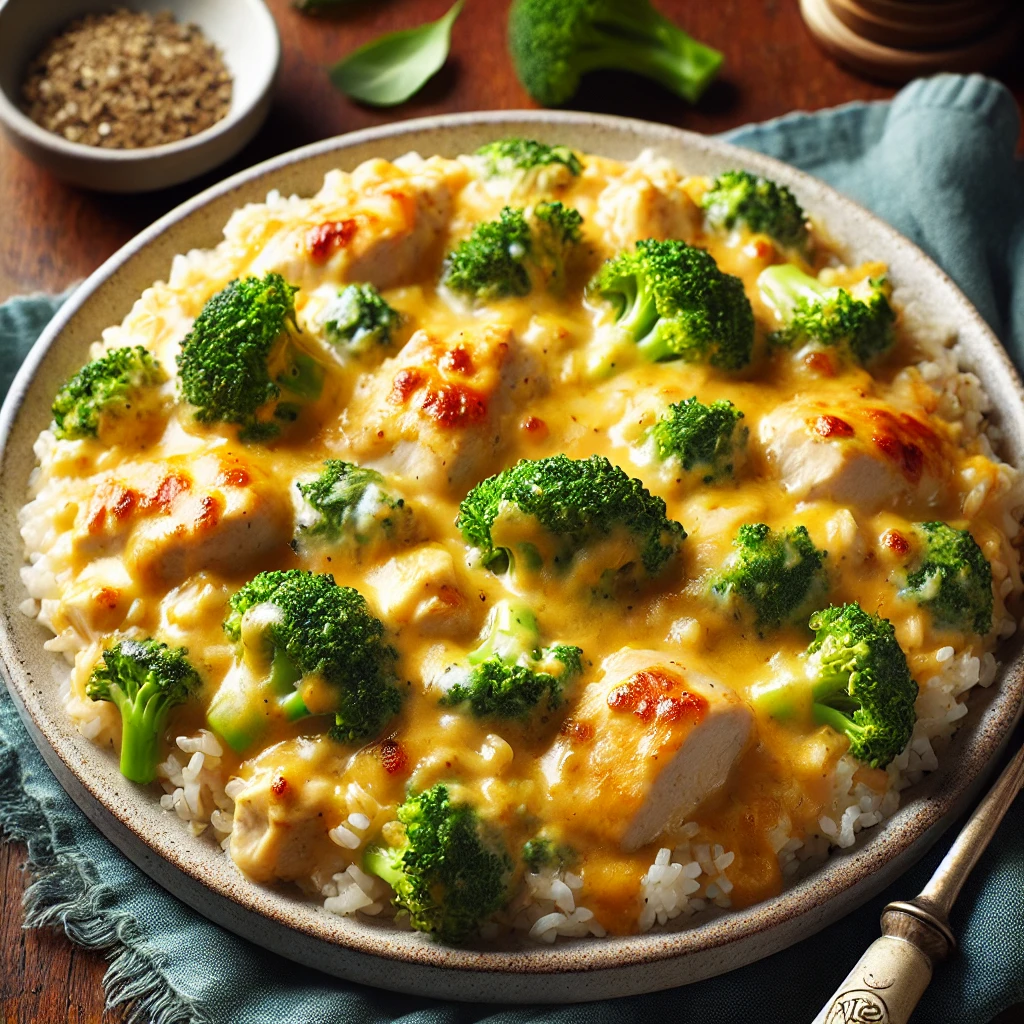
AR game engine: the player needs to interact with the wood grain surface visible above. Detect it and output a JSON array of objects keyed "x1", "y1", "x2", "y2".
[{"x1": 1, "y1": 0, "x2": 1022, "y2": 1020}]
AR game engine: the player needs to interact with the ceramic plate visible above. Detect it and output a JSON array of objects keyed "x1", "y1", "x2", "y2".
[{"x1": 1, "y1": 111, "x2": 1022, "y2": 1003}]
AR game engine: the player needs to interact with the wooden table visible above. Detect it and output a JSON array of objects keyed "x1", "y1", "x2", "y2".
[{"x1": 1, "y1": 1, "x2": 1022, "y2": 1020}]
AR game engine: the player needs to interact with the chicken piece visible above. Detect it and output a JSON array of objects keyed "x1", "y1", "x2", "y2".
[
  {"x1": 230, "y1": 738, "x2": 348, "y2": 884},
  {"x1": 367, "y1": 543, "x2": 474, "y2": 637},
  {"x1": 759, "y1": 396, "x2": 949, "y2": 510},
  {"x1": 71, "y1": 451, "x2": 292, "y2": 588},
  {"x1": 592, "y1": 158, "x2": 700, "y2": 256},
  {"x1": 541, "y1": 649, "x2": 753, "y2": 852},
  {"x1": 247, "y1": 157, "x2": 467, "y2": 292},
  {"x1": 345, "y1": 323, "x2": 537, "y2": 492},
  {"x1": 60, "y1": 558, "x2": 137, "y2": 639}
]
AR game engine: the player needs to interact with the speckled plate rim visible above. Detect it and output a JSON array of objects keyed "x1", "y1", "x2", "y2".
[{"x1": 1, "y1": 110, "x2": 1023, "y2": 1003}]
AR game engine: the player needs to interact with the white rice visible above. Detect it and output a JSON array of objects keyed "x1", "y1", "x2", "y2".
[
  {"x1": 636, "y1": 825, "x2": 738, "y2": 932},
  {"x1": 500, "y1": 866, "x2": 606, "y2": 942},
  {"x1": 155, "y1": 730, "x2": 233, "y2": 842}
]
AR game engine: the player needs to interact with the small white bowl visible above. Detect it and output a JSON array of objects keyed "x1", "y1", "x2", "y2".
[{"x1": 0, "y1": 0, "x2": 280, "y2": 192}]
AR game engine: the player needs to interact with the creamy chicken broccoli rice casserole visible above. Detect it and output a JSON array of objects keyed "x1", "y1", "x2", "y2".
[{"x1": 20, "y1": 139, "x2": 1022, "y2": 945}]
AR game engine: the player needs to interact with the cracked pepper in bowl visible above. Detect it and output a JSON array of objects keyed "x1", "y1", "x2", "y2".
[{"x1": 21, "y1": 8, "x2": 232, "y2": 149}]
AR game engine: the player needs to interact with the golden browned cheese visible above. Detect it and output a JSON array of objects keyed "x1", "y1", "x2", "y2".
[{"x1": 34, "y1": 150, "x2": 1021, "y2": 934}]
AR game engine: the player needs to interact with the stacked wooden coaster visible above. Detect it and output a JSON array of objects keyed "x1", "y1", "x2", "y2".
[{"x1": 800, "y1": 0, "x2": 1023, "y2": 82}]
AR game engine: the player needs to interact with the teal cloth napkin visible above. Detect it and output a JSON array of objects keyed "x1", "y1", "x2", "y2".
[{"x1": 2, "y1": 73, "x2": 1023, "y2": 1024}]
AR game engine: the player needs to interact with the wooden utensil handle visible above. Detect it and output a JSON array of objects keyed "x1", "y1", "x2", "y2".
[
  {"x1": 813, "y1": 902, "x2": 954, "y2": 1024},
  {"x1": 812, "y1": 934, "x2": 933, "y2": 1024}
]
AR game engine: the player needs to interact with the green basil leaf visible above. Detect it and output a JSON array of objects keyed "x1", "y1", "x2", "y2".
[{"x1": 330, "y1": 0, "x2": 464, "y2": 107}]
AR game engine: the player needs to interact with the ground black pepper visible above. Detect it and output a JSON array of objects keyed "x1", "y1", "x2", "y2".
[{"x1": 21, "y1": 8, "x2": 233, "y2": 149}]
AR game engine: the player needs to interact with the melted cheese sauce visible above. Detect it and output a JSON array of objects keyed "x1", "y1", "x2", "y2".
[{"x1": 25, "y1": 149, "x2": 1022, "y2": 934}]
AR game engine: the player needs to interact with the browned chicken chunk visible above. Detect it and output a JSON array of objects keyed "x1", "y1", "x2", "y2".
[
  {"x1": 345, "y1": 323, "x2": 539, "y2": 492},
  {"x1": 541, "y1": 649, "x2": 754, "y2": 851},
  {"x1": 71, "y1": 451, "x2": 292, "y2": 589},
  {"x1": 759, "y1": 396, "x2": 950, "y2": 510}
]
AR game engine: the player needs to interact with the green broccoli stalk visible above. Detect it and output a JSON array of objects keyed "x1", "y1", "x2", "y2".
[
  {"x1": 207, "y1": 570, "x2": 401, "y2": 752},
  {"x1": 508, "y1": 0, "x2": 722, "y2": 108},
  {"x1": 701, "y1": 170, "x2": 809, "y2": 252},
  {"x1": 52, "y1": 346, "x2": 167, "y2": 443},
  {"x1": 647, "y1": 396, "x2": 747, "y2": 483},
  {"x1": 320, "y1": 283, "x2": 402, "y2": 354},
  {"x1": 710, "y1": 523, "x2": 829, "y2": 634},
  {"x1": 752, "y1": 604, "x2": 917, "y2": 769},
  {"x1": 177, "y1": 272, "x2": 327, "y2": 441},
  {"x1": 438, "y1": 600, "x2": 584, "y2": 720},
  {"x1": 588, "y1": 239, "x2": 754, "y2": 371},
  {"x1": 475, "y1": 137, "x2": 582, "y2": 179},
  {"x1": 457, "y1": 454, "x2": 686, "y2": 587},
  {"x1": 363, "y1": 783, "x2": 513, "y2": 943},
  {"x1": 293, "y1": 460, "x2": 414, "y2": 556},
  {"x1": 899, "y1": 522, "x2": 993, "y2": 634},
  {"x1": 85, "y1": 639, "x2": 202, "y2": 784},
  {"x1": 757, "y1": 263, "x2": 896, "y2": 365},
  {"x1": 441, "y1": 202, "x2": 583, "y2": 300}
]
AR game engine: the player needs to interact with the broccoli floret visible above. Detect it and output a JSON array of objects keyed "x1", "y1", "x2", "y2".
[
  {"x1": 899, "y1": 522, "x2": 993, "y2": 635},
  {"x1": 648, "y1": 397, "x2": 747, "y2": 483},
  {"x1": 522, "y1": 834, "x2": 577, "y2": 873},
  {"x1": 701, "y1": 170, "x2": 809, "y2": 252},
  {"x1": 442, "y1": 207, "x2": 532, "y2": 299},
  {"x1": 320, "y1": 283, "x2": 402, "y2": 354},
  {"x1": 293, "y1": 460, "x2": 414, "y2": 556},
  {"x1": 438, "y1": 601, "x2": 583, "y2": 720},
  {"x1": 758, "y1": 264, "x2": 896, "y2": 365},
  {"x1": 207, "y1": 570, "x2": 401, "y2": 752},
  {"x1": 589, "y1": 240, "x2": 754, "y2": 371},
  {"x1": 441, "y1": 203, "x2": 582, "y2": 300},
  {"x1": 363, "y1": 783, "x2": 513, "y2": 943},
  {"x1": 457, "y1": 454, "x2": 686, "y2": 587},
  {"x1": 177, "y1": 272, "x2": 327, "y2": 441},
  {"x1": 752, "y1": 604, "x2": 917, "y2": 768},
  {"x1": 52, "y1": 346, "x2": 167, "y2": 443},
  {"x1": 710, "y1": 523, "x2": 829, "y2": 634},
  {"x1": 85, "y1": 639, "x2": 201, "y2": 784},
  {"x1": 509, "y1": 0, "x2": 722, "y2": 107},
  {"x1": 530, "y1": 201, "x2": 585, "y2": 293},
  {"x1": 475, "y1": 137, "x2": 582, "y2": 179}
]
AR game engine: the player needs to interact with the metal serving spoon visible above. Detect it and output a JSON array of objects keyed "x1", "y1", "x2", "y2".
[{"x1": 813, "y1": 738, "x2": 1024, "y2": 1024}]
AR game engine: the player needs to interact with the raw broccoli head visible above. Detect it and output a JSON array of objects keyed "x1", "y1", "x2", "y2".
[
  {"x1": 177, "y1": 272, "x2": 325, "y2": 441},
  {"x1": 85, "y1": 638, "x2": 201, "y2": 785},
  {"x1": 457, "y1": 454, "x2": 686, "y2": 587},
  {"x1": 701, "y1": 170, "x2": 809, "y2": 252},
  {"x1": 900, "y1": 522, "x2": 993, "y2": 635},
  {"x1": 758, "y1": 264, "x2": 895, "y2": 365},
  {"x1": 710, "y1": 523, "x2": 829, "y2": 634},
  {"x1": 509, "y1": 0, "x2": 722, "y2": 108},
  {"x1": 475, "y1": 137, "x2": 582, "y2": 178},
  {"x1": 293, "y1": 460, "x2": 413, "y2": 556},
  {"x1": 441, "y1": 202, "x2": 582, "y2": 300},
  {"x1": 648, "y1": 396, "x2": 747, "y2": 482},
  {"x1": 320, "y1": 283, "x2": 402, "y2": 354},
  {"x1": 363, "y1": 783, "x2": 513, "y2": 943},
  {"x1": 589, "y1": 239, "x2": 754, "y2": 370},
  {"x1": 52, "y1": 346, "x2": 167, "y2": 443},
  {"x1": 438, "y1": 601, "x2": 584, "y2": 721},
  {"x1": 207, "y1": 570, "x2": 401, "y2": 752}
]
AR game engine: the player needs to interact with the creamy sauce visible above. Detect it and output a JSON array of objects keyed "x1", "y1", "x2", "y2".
[{"x1": 28, "y1": 149, "x2": 1021, "y2": 934}]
